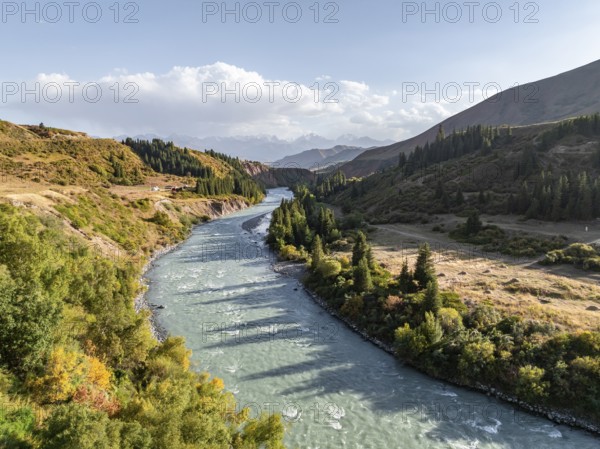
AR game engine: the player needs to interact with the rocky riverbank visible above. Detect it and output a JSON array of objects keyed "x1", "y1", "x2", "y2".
[{"x1": 134, "y1": 242, "x2": 179, "y2": 342}]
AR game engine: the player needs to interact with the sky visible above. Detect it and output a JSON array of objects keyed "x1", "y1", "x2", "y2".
[{"x1": 0, "y1": 0, "x2": 599, "y2": 143}]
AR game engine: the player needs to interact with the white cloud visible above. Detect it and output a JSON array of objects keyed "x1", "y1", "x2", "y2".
[{"x1": 1, "y1": 62, "x2": 473, "y2": 142}]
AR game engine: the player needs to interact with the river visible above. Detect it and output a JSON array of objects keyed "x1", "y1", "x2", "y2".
[{"x1": 145, "y1": 188, "x2": 598, "y2": 449}]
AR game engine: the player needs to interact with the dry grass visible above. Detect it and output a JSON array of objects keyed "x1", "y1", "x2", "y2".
[{"x1": 369, "y1": 221, "x2": 600, "y2": 332}]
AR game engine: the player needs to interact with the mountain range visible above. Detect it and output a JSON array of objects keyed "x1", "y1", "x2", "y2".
[
  {"x1": 270, "y1": 145, "x2": 371, "y2": 171},
  {"x1": 341, "y1": 58, "x2": 600, "y2": 177},
  {"x1": 114, "y1": 133, "x2": 394, "y2": 163}
]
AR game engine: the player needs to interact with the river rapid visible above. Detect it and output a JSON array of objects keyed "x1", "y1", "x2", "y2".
[{"x1": 145, "y1": 188, "x2": 599, "y2": 449}]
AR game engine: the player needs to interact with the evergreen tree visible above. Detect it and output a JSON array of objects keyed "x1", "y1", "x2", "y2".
[
  {"x1": 398, "y1": 259, "x2": 415, "y2": 294},
  {"x1": 352, "y1": 231, "x2": 371, "y2": 267},
  {"x1": 578, "y1": 173, "x2": 593, "y2": 220},
  {"x1": 441, "y1": 189, "x2": 450, "y2": 210},
  {"x1": 354, "y1": 257, "x2": 373, "y2": 293},
  {"x1": 419, "y1": 311, "x2": 443, "y2": 345},
  {"x1": 436, "y1": 124, "x2": 445, "y2": 142},
  {"x1": 413, "y1": 243, "x2": 435, "y2": 290},
  {"x1": 465, "y1": 210, "x2": 482, "y2": 236},
  {"x1": 311, "y1": 235, "x2": 324, "y2": 271},
  {"x1": 398, "y1": 152, "x2": 407, "y2": 168},
  {"x1": 422, "y1": 279, "x2": 442, "y2": 316}
]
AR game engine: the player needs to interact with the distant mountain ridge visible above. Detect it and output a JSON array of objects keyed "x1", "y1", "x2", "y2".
[
  {"x1": 341, "y1": 58, "x2": 600, "y2": 177},
  {"x1": 271, "y1": 145, "x2": 371, "y2": 170},
  {"x1": 114, "y1": 133, "x2": 394, "y2": 163}
]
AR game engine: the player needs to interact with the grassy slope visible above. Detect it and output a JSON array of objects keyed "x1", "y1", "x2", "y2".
[
  {"x1": 330, "y1": 122, "x2": 599, "y2": 223},
  {"x1": 0, "y1": 122, "x2": 259, "y2": 257},
  {"x1": 0, "y1": 121, "x2": 286, "y2": 448}
]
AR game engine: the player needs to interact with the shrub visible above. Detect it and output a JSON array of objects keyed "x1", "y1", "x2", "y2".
[
  {"x1": 316, "y1": 259, "x2": 342, "y2": 279},
  {"x1": 280, "y1": 244, "x2": 304, "y2": 261},
  {"x1": 583, "y1": 257, "x2": 600, "y2": 271},
  {"x1": 149, "y1": 211, "x2": 171, "y2": 227},
  {"x1": 438, "y1": 307, "x2": 464, "y2": 334},
  {"x1": 516, "y1": 365, "x2": 549, "y2": 402}
]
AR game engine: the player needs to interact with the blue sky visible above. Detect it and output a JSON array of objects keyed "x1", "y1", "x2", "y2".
[{"x1": 1, "y1": 0, "x2": 599, "y2": 142}]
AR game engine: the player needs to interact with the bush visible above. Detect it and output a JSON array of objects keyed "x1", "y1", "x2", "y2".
[
  {"x1": 0, "y1": 405, "x2": 35, "y2": 449},
  {"x1": 516, "y1": 365, "x2": 549, "y2": 402},
  {"x1": 149, "y1": 211, "x2": 171, "y2": 227},
  {"x1": 438, "y1": 307, "x2": 464, "y2": 334},
  {"x1": 280, "y1": 244, "x2": 305, "y2": 261},
  {"x1": 39, "y1": 404, "x2": 151, "y2": 449},
  {"x1": 583, "y1": 257, "x2": 600, "y2": 271},
  {"x1": 316, "y1": 259, "x2": 342, "y2": 279},
  {"x1": 0, "y1": 267, "x2": 62, "y2": 375}
]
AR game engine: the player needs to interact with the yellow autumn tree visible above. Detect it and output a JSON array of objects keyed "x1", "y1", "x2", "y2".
[
  {"x1": 31, "y1": 346, "x2": 113, "y2": 404},
  {"x1": 85, "y1": 356, "x2": 111, "y2": 391},
  {"x1": 31, "y1": 346, "x2": 86, "y2": 403}
]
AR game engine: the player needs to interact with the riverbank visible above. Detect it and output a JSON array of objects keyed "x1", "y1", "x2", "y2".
[{"x1": 134, "y1": 242, "x2": 179, "y2": 342}]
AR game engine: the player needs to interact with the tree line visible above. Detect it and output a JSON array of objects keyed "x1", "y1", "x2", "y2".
[
  {"x1": 399, "y1": 124, "x2": 512, "y2": 175},
  {"x1": 124, "y1": 138, "x2": 214, "y2": 178}
]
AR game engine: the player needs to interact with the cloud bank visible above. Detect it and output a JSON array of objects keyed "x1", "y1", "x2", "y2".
[{"x1": 1, "y1": 62, "x2": 476, "y2": 142}]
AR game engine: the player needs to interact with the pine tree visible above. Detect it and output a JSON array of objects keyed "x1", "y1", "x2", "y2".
[
  {"x1": 419, "y1": 311, "x2": 443, "y2": 344},
  {"x1": 398, "y1": 259, "x2": 414, "y2": 294},
  {"x1": 413, "y1": 243, "x2": 435, "y2": 290},
  {"x1": 525, "y1": 198, "x2": 540, "y2": 219},
  {"x1": 311, "y1": 235, "x2": 324, "y2": 271},
  {"x1": 517, "y1": 182, "x2": 531, "y2": 214},
  {"x1": 422, "y1": 279, "x2": 442, "y2": 316},
  {"x1": 354, "y1": 257, "x2": 373, "y2": 293},
  {"x1": 578, "y1": 173, "x2": 593, "y2": 220},
  {"x1": 441, "y1": 190, "x2": 450, "y2": 210},
  {"x1": 352, "y1": 231, "x2": 371, "y2": 267},
  {"x1": 398, "y1": 152, "x2": 407, "y2": 168},
  {"x1": 465, "y1": 210, "x2": 482, "y2": 236}
]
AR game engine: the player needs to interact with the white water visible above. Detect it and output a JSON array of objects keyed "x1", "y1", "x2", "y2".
[{"x1": 145, "y1": 189, "x2": 599, "y2": 449}]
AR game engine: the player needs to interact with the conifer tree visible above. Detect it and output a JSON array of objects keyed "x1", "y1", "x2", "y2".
[
  {"x1": 465, "y1": 210, "x2": 482, "y2": 236},
  {"x1": 354, "y1": 257, "x2": 373, "y2": 293},
  {"x1": 422, "y1": 279, "x2": 442, "y2": 316},
  {"x1": 352, "y1": 231, "x2": 373, "y2": 268},
  {"x1": 413, "y1": 243, "x2": 435, "y2": 290},
  {"x1": 311, "y1": 235, "x2": 324, "y2": 271},
  {"x1": 398, "y1": 259, "x2": 414, "y2": 294}
]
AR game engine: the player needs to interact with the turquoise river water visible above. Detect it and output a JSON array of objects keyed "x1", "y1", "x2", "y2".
[{"x1": 145, "y1": 189, "x2": 599, "y2": 449}]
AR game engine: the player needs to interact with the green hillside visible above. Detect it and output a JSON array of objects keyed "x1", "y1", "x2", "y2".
[
  {"x1": 324, "y1": 115, "x2": 600, "y2": 225},
  {"x1": 0, "y1": 121, "x2": 286, "y2": 448}
]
